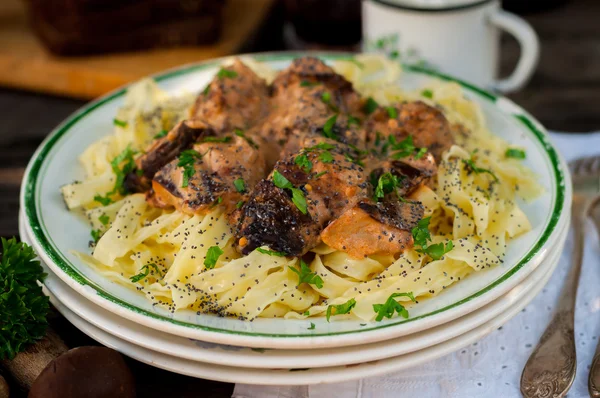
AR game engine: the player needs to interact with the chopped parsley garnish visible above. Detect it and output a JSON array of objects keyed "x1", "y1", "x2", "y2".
[
  {"x1": 300, "y1": 80, "x2": 320, "y2": 87},
  {"x1": 98, "y1": 214, "x2": 109, "y2": 226},
  {"x1": 314, "y1": 171, "x2": 328, "y2": 179},
  {"x1": 217, "y1": 68, "x2": 238, "y2": 79},
  {"x1": 306, "y1": 143, "x2": 335, "y2": 151},
  {"x1": 308, "y1": 322, "x2": 315, "y2": 330},
  {"x1": 256, "y1": 248, "x2": 287, "y2": 257},
  {"x1": 344, "y1": 153, "x2": 365, "y2": 167},
  {"x1": 411, "y1": 217, "x2": 454, "y2": 260},
  {"x1": 462, "y1": 151, "x2": 499, "y2": 182},
  {"x1": 113, "y1": 118, "x2": 128, "y2": 128},
  {"x1": 289, "y1": 259, "x2": 324, "y2": 288},
  {"x1": 388, "y1": 135, "x2": 426, "y2": 159},
  {"x1": 202, "y1": 84, "x2": 210, "y2": 96},
  {"x1": 421, "y1": 89, "x2": 433, "y2": 99},
  {"x1": 319, "y1": 151, "x2": 334, "y2": 163},
  {"x1": 295, "y1": 153, "x2": 312, "y2": 173},
  {"x1": 321, "y1": 92, "x2": 331, "y2": 103},
  {"x1": 303, "y1": 310, "x2": 310, "y2": 316},
  {"x1": 326, "y1": 298, "x2": 356, "y2": 322},
  {"x1": 364, "y1": 97, "x2": 379, "y2": 114},
  {"x1": 203, "y1": 136, "x2": 232, "y2": 143},
  {"x1": 177, "y1": 150, "x2": 202, "y2": 188},
  {"x1": 90, "y1": 229, "x2": 102, "y2": 242},
  {"x1": 505, "y1": 148, "x2": 526, "y2": 159},
  {"x1": 94, "y1": 146, "x2": 138, "y2": 205},
  {"x1": 389, "y1": 50, "x2": 399, "y2": 60},
  {"x1": 234, "y1": 129, "x2": 258, "y2": 149},
  {"x1": 204, "y1": 246, "x2": 223, "y2": 269},
  {"x1": 373, "y1": 292, "x2": 416, "y2": 322},
  {"x1": 154, "y1": 130, "x2": 168, "y2": 139},
  {"x1": 130, "y1": 263, "x2": 162, "y2": 283},
  {"x1": 375, "y1": 131, "x2": 383, "y2": 146},
  {"x1": 233, "y1": 178, "x2": 246, "y2": 193},
  {"x1": 272, "y1": 170, "x2": 308, "y2": 214},
  {"x1": 415, "y1": 147, "x2": 428, "y2": 159},
  {"x1": 348, "y1": 115, "x2": 361, "y2": 127},
  {"x1": 386, "y1": 106, "x2": 398, "y2": 119},
  {"x1": 373, "y1": 172, "x2": 402, "y2": 202},
  {"x1": 322, "y1": 115, "x2": 338, "y2": 140},
  {"x1": 236, "y1": 200, "x2": 245, "y2": 209}
]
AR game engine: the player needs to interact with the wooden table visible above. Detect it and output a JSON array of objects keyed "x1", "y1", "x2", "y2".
[{"x1": 1, "y1": 0, "x2": 598, "y2": 396}]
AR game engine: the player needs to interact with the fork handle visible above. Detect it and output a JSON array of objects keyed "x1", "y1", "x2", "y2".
[
  {"x1": 520, "y1": 196, "x2": 586, "y2": 398},
  {"x1": 588, "y1": 197, "x2": 600, "y2": 397}
]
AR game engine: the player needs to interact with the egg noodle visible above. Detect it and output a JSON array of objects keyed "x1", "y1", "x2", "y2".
[{"x1": 61, "y1": 55, "x2": 541, "y2": 322}]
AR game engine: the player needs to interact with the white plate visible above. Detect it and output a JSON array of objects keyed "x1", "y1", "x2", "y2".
[
  {"x1": 20, "y1": 211, "x2": 568, "y2": 369},
  {"x1": 20, "y1": 52, "x2": 571, "y2": 348},
  {"x1": 46, "y1": 237, "x2": 561, "y2": 385}
]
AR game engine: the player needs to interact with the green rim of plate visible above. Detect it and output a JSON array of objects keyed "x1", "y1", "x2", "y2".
[{"x1": 22, "y1": 52, "x2": 566, "y2": 338}]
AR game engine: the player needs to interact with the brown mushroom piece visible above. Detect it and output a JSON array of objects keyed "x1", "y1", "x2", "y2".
[{"x1": 28, "y1": 346, "x2": 135, "y2": 398}]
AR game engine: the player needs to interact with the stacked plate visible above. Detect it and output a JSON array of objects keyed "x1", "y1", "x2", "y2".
[{"x1": 19, "y1": 53, "x2": 571, "y2": 385}]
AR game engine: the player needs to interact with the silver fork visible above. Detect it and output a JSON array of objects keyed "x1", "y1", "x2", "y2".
[{"x1": 521, "y1": 155, "x2": 600, "y2": 398}]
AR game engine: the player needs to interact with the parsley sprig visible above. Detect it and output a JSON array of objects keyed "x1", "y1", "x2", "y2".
[
  {"x1": 411, "y1": 217, "x2": 454, "y2": 260},
  {"x1": 373, "y1": 172, "x2": 402, "y2": 202},
  {"x1": 388, "y1": 135, "x2": 427, "y2": 159},
  {"x1": 322, "y1": 115, "x2": 338, "y2": 140},
  {"x1": 204, "y1": 246, "x2": 224, "y2": 269},
  {"x1": 505, "y1": 148, "x2": 526, "y2": 159},
  {"x1": 373, "y1": 292, "x2": 415, "y2": 321},
  {"x1": 256, "y1": 247, "x2": 287, "y2": 257},
  {"x1": 130, "y1": 263, "x2": 163, "y2": 283},
  {"x1": 289, "y1": 260, "x2": 324, "y2": 289},
  {"x1": 364, "y1": 97, "x2": 379, "y2": 114},
  {"x1": 154, "y1": 129, "x2": 168, "y2": 139},
  {"x1": 217, "y1": 68, "x2": 238, "y2": 79},
  {"x1": 234, "y1": 129, "x2": 258, "y2": 149},
  {"x1": 94, "y1": 146, "x2": 138, "y2": 205},
  {"x1": 326, "y1": 298, "x2": 356, "y2": 322},
  {"x1": 177, "y1": 150, "x2": 202, "y2": 188},
  {"x1": 462, "y1": 150, "x2": 499, "y2": 182},
  {"x1": 233, "y1": 178, "x2": 246, "y2": 193},
  {"x1": 0, "y1": 238, "x2": 49, "y2": 360},
  {"x1": 203, "y1": 136, "x2": 232, "y2": 143},
  {"x1": 272, "y1": 170, "x2": 308, "y2": 215}
]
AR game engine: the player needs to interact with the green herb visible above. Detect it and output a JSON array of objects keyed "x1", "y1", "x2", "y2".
[
  {"x1": 256, "y1": 248, "x2": 287, "y2": 257},
  {"x1": 289, "y1": 259, "x2": 323, "y2": 288},
  {"x1": 415, "y1": 147, "x2": 428, "y2": 159},
  {"x1": 389, "y1": 50, "x2": 399, "y2": 60},
  {"x1": 411, "y1": 216, "x2": 432, "y2": 248},
  {"x1": 373, "y1": 172, "x2": 401, "y2": 201},
  {"x1": 273, "y1": 170, "x2": 308, "y2": 215},
  {"x1": 202, "y1": 84, "x2": 210, "y2": 96},
  {"x1": 326, "y1": 298, "x2": 356, "y2": 322},
  {"x1": 347, "y1": 58, "x2": 364, "y2": 69},
  {"x1": 321, "y1": 92, "x2": 331, "y2": 104},
  {"x1": 98, "y1": 214, "x2": 109, "y2": 226},
  {"x1": 344, "y1": 153, "x2": 365, "y2": 168},
  {"x1": 236, "y1": 200, "x2": 245, "y2": 209},
  {"x1": 154, "y1": 130, "x2": 168, "y2": 139},
  {"x1": 233, "y1": 178, "x2": 246, "y2": 193},
  {"x1": 462, "y1": 152, "x2": 499, "y2": 182},
  {"x1": 364, "y1": 97, "x2": 379, "y2": 114},
  {"x1": 322, "y1": 115, "x2": 338, "y2": 140},
  {"x1": 306, "y1": 143, "x2": 335, "y2": 151},
  {"x1": 505, "y1": 148, "x2": 526, "y2": 159},
  {"x1": 314, "y1": 171, "x2": 328, "y2": 179},
  {"x1": 94, "y1": 194, "x2": 113, "y2": 206},
  {"x1": 217, "y1": 68, "x2": 238, "y2": 79},
  {"x1": 386, "y1": 107, "x2": 398, "y2": 119},
  {"x1": 295, "y1": 153, "x2": 312, "y2": 173},
  {"x1": 203, "y1": 136, "x2": 232, "y2": 143},
  {"x1": 234, "y1": 129, "x2": 258, "y2": 149},
  {"x1": 212, "y1": 196, "x2": 223, "y2": 207},
  {"x1": 204, "y1": 246, "x2": 224, "y2": 269},
  {"x1": 130, "y1": 263, "x2": 163, "y2": 283},
  {"x1": 388, "y1": 135, "x2": 425, "y2": 159},
  {"x1": 303, "y1": 310, "x2": 310, "y2": 316},
  {"x1": 136, "y1": 169, "x2": 144, "y2": 177},
  {"x1": 90, "y1": 229, "x2": 102, "y2": 242},
  {"x1": 417, "y1": 240, "x2": 454, "y2": 260},
  {"x1": 375, "y1": 131, "x2": 383, "y2": 147},
  {"x1": 421, "y1": 89, "x2": 433, "y2": 99},
  {"x1": 373, "y1": 292, "x2": 416, "y2": 322},
  {"x1": 300, "y1": 80, "x2": 319, "y2": 87},
  {"x1": 348, "y1": 116, "x2": 361, "y2": 127},
  {"x1": 308, "y1": 322, "x2": 315, "y2": 330},
  {"x1": 177, "y1": 149, "x2": 202, "y2": 188},
  {"x1": 113, "y1": 118, "x2": 128, "y2": 128},
  {"x1": 319, "y1": 151, "x2": 334, "y2": 163},
  {"x1": 0, "y1": 238, "x2": 50, "y2": 360},
  {"x1": 93, "y1": 146, "x2": 138, "y2": 204}
]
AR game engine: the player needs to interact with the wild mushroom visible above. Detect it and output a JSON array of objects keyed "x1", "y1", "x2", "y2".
[{"x1": 0, "y1": 238, "x2": 136, "y2": 397}]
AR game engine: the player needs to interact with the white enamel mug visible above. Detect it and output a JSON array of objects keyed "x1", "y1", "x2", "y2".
[{"x1": 363, "y1": 0, "x2": 540, "y2": 93}]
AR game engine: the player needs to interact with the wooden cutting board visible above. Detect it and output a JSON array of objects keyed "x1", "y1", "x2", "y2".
[{"x1": 0, "y1": 0, "x2": 274, "y2": 99}]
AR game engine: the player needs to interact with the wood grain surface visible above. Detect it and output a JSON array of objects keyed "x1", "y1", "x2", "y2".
[{"x1": 0, "y1": 0, "x2": 598, "y2": 396}]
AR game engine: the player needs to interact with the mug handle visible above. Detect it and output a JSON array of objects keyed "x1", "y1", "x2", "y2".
[{"x1": 489, "y1": 10, "x2": 540, "y2": 93}]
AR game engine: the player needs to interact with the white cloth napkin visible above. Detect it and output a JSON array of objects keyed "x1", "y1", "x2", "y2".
[{"x1": 233, "y1": 132, "x2": 600, "y2": 398}]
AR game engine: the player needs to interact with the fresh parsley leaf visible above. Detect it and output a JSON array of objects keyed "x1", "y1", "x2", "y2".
[
  {"x1": 505, "y1": 148, "x2": 526, "y2": 159},
  {"x1": 421, "y1": 89, "x2": 433, "y2": 99},
  {"x1": 236, "y1": 200, "x2": 245, "y2": 209},
  {"x1": 326, "y1": 298, "x2": 356, "y2": 322},
  {"x1": 462, "y1": 153, "x2": 499, "y2": 182},
  {"x1": 94, "y1": 194, "x2": 113, "y2": 206},
  {"x1": 291, "y1": 188, "x2": 308, "y2": 215},
  {"x1": 177, "y1": 150, "x2": 202, "y2": 188},
  {"x1": 289, "y1": 259, "x2": 323, "y2": 288},
  {"x1": 348, "y1": 116, "x2": 361, "y2": 127},
  {"x1": 217, "y1": 68, "x2": 238, "y2": 79},
  {"x1": 90, "y1": 229, "x2": 102, "y2": 242},
  {"x1": 273, "y1": 170, "x2": 293, "y2": 189},
  {"x1": 295, "y1": 153, "x2": 313, "y2": 173},
  {"x1": 389, "y1": 50, "x2": 399, "y2": 60},
  {"x1": 344, "y1": 153, "x2": 365, "y2": 168},
  {"x1": 303, "y1": 310, "x2": 310, "y2": 316},
  {"x1": 93, "y1": 146, "x2": 138, "y2": 204},
  {"x1": 386, "y1": 107, "x2": 398, "y2": 119},
  {"x1": 300, "y1": 80, "x2": 319, "y2": 87},
  {"x1": 98, "y1": 214, "x2": 109, "y2": 226},
  {"x1": 204, "y1": 246, "x2": 223, "y2": 269},
  {"x1": 203, "y1": 136, "x2": 232, "y2": 143},
  {"x1": 417, "y1": 240, "x2": 454, "y2": 260},
  {"x1": 415, "y1": 147, "x2": 428, "y2": 159},
  {"x1": 233, "y1": 178, "x2": 246, "y2": 193},
  {"x1": 202, "y1": 84, "x2": 210, "y2": 95},
  {"x1": 130, "y1": 263, "x2": 163, "y2": 283},
  {"x1": 306, "y1": 143, "x2": 335, "y2": 151},
  {"x1": 314, "y1": 171, "x2": 328, "y2": 179},
  {"x1": 373, "y1": 292, "x2": 416, "y2": 322},
  {"x1": 388, "y1": 135, "x2": 426, "y2": 159},
  {"x1": 373, "y1": 172, "x2": 402, "y2": 202},
  {"x1": 154, "y1": 130, "x2": 168, "y2": 139},
  {"x1": 113, "y1": 118, "x2": 128, "y2": 128},
  {"x1": 322, "y1": 115, "x2": 338, "y2": 139},
  {"x1": 364, "y1": 97, "x2": 379, "y2": 114},
  {"x1": 308, "y1": 322, "x2": 315, "y2": 330},
  {"x1": 318, "y1": 151, "x2": 334, "y2": 163},
  {"x1": 234, "y1": 129, "x2": 258, "y2": 149},
  {"x1": 321, "y1": 92, "x2": 331, "y2": 104},
  {"x1": 256, "y1": 248, "x2": 287, "y2": 257},
  {"x1": 411, "y1": 216, "x2": 432, "y2": 248},
  {"x1": 0, "y1": 238, "x2": 50, "y2": 360}
]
